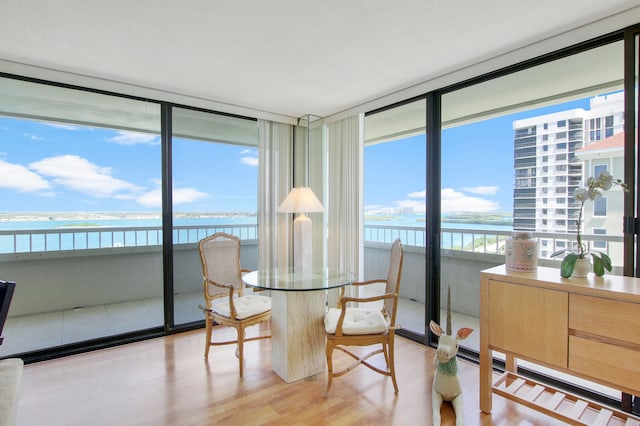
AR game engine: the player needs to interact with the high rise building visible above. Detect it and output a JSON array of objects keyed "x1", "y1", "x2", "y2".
[{"x1": 512, "y1": 92, "x2": 624, "y2": 258}]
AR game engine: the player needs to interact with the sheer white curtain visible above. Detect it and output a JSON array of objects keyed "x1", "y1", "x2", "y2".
[
  {"x1": 258, "y1": 119, "x2": 293, "y2": 270},
  {"x1": 326, "y1": 114, "x2": 364, "y2": 303}
]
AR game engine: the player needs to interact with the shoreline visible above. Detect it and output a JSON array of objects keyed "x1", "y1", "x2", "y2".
[{"x1": 0, "y1": 212, "x2": 257, "y2": 222}]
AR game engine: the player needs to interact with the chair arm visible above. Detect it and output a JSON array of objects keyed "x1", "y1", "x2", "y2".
[
  {"x1": 335, "y1": 279, "x2": 387, "y2": 308},
  {"x1": 203, "y1": 277, "x2": 239, "y2": 319},
  {"x1": 340, "y1": 292, "x2": 396, "y2": 305},
  {"x1": 350, "y1": 279, "x2": 387, "y2": 287},
  {"x1": 203, "y1": 277, "x2": 235, "y2": 292}
]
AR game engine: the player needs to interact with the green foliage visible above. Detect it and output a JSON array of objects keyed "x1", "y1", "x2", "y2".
[
  {"x1": 552, "y1": 249, "x2": 612, "y2": 278},
  {"x1": 559, "y1": 253, "x2": 579, "y2": 278},
  {"x1": 590, "y1": 251, "x2": 612, "y2": 276}
]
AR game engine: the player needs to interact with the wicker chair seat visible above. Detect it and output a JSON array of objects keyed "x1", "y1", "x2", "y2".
[
  {"x1": 212, "y1": 295, "x2": 271, "y2": 320},
  {"x1": 324, "y1": 307, "x2": 389, "y2": 335}
]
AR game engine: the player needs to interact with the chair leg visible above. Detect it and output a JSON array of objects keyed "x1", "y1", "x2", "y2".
[
  {"x1": 259, "y1": 318, "x2": 269, "y2": 334},
  {"x1": 237, "y1": 326, "x2": 245, "y2": 378},
  {"x1": 382, "y1": 342, "x2": 390, "y2": 368},
  {"x1": 204, "y1": 315, "x2": 213, "y2": 360},
  {"x1": 325, "y1": 340, "x2": 335, "y2": 397},
  {"x1": 388, "y1": 337, "x2": 399, "y2": 394}
]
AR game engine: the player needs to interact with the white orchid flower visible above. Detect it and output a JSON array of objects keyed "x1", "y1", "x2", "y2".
[{"x1": 574, "y1": 187, "x2": 588, "y2": 202}]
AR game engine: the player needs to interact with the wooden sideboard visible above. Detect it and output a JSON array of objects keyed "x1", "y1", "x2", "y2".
[{"x1": 480, "y1": 265, "x2": 640, "y2": 425}]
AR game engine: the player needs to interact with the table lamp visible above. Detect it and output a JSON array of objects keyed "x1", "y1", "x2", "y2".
[{"x1": 278, "y1": 187, "x2": 324, "y2": 273}]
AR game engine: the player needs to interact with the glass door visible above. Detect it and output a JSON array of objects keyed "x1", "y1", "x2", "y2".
[
  {"x1": 0, "y1": 76, "x2": 162, "y2": 357},
  {"x1": 170, "y1": 107, "x2": 258, "y2": 326},
  {"x1": 363, "y1": 98, "x2": 427, "y2": 339},
  {"x1": 622, "y1": 24, "x2": 640, "y2": 415}
]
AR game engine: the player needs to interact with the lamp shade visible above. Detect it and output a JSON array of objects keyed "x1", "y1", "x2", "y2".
[{"x1": 277, "y1": 187, "x2": 324, "y2": 213}]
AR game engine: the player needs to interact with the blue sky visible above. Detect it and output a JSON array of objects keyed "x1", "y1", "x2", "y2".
[
  {"x1": 0, "y1": 118, "x2": 258, "y2": 212},
  {"x1": 365, "y1": 97, "x2": 593, "y2": 215},
  {"x1": 0, "y1": 95, "x2": 596, "y2": 215}
]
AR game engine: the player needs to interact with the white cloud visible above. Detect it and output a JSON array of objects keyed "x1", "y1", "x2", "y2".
[
  {"x1": 241, "y1": 156, "x2": 259, "y2": 167},
  {"x1": 0, "y1": 159, "x2": 51, "y2": 192},
  {"x1": 364, "y1": 204, "x2": 387, "y2": 212},
  {"x1": 375, "y1": 186, "x2": 500, "y2": 214},
  {"x1": 173, "y1": 188, "x2": 208, "y2": 204},
  {"x1": 408, "y1": 190, "x2": 426, "y2": 199},
  {"x1": 109, "y1": 131, "x2": 159, "y2": 146},
  {"x1": 41, "y1": 122, "x2": 79, "y2": 131},
  {"x1": 240, "y1": 149, "x2": 258, "y2": 167},
  {"x1": 136, "y1": 189, "x2": 162, "y2": 207},
  {"x1": 137, "y1": 187, "x2": 208, "y2": 207},
  {"x1": 24, "y1": 133, "x2": 43, "y2": 140},
  {"x1": 386, "y1": 190, "x2": 428, "y2": 213},
  {"x1": 29, "y1": 155, "x2": 142, "y2": 198},
  {"x1": 461, "y1": 186, "x2": 499, "y2": 195},
  {"x1": 441, "y1": 188, "x2": 499, "y2": 212}
]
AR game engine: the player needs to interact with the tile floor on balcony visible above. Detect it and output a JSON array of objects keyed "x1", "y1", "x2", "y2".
[
  {"x1": 0, "y1": 293, "x2": 202, "y2": 357},
  {"x1": 0, "y1": 294, "x2": 455, "y2": 357}
]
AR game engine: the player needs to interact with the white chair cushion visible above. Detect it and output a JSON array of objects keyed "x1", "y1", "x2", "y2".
[
  {"x1": 212, "y1": 295, "x2": 271, "y2": 320},
  {"x1": 324, "y1": 307, "x2": 389, "y2": 335}
]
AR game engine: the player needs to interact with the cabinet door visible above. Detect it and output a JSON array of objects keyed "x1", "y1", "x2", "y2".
[{"x1": 488, "y1": 280, "x2": 568, "y2": 368}]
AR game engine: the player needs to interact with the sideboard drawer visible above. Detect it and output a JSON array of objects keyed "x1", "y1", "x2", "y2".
[
  {"x1": 570, "y1": 294, "x2": 640, "y2": 346},
  {"x1": 569, "y1": 336, "x2": 640, "y2": 394}
]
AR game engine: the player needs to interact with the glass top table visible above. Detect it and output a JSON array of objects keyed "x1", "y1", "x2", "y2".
[
  {"x1": 242, "y1": 267, "x2": 355, "y2": 383},
  {"x1": 242, "y1": 268, "x2": 355, "y2": 292}
]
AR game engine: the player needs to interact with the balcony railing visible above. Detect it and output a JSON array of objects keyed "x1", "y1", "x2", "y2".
[
  {"x1": 0, "y1": 224, "x2": 257, "y2": 254},
  {"x1": 0, "y1": 223, "x2": 622, "y2": 260}
]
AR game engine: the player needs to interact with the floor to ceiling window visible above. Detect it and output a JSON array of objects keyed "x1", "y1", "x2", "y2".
[
  {"x1": 171, "y1": 107, "x2": 258, "y2": 326},
  {"x1": 363, "y1": 99, "x2": 427, "y2": 337},
  {"x1": 0, "y1": 76, "x2": 162, "y2": 356}
]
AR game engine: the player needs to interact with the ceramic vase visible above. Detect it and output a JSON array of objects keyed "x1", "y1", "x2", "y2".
[
  {"x1": 572, "y1": 258, "x2": 591, "y2": 278},
  {"x1": 505, "y1": 231, "x2": 538, "y2": 272}
]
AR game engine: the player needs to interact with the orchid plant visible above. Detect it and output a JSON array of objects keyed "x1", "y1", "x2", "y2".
[{"x1": 551, "y1": 171, "x2": 628, "y2": 278}]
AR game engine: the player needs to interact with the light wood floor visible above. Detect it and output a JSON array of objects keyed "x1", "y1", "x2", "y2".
[{"x1": 16, "y1": 326, "x2": 564, "y2": 425}]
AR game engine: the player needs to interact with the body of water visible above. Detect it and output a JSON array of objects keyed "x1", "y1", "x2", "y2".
[{"x1": 0, "y1": 213, "x2": 512, "y2": 253}]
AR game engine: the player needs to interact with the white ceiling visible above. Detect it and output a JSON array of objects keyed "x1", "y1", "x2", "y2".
[{"x1": 0, "y1": 1, "x2": 639, "y2": 121}]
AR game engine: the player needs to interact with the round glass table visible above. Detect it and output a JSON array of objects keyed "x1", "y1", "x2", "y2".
[
  {"x1": 243, "y1": 268, "x2": 355, "y2": 383},
  {"x1": 243, "y1": 268, "x2": 355, "y2": 292}
]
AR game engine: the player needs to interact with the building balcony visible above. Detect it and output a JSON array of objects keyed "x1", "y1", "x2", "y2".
[{"x1": 0, "y1": 224, "x2": 623, "y2": 358}]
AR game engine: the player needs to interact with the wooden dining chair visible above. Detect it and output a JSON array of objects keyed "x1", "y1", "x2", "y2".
[
  {"x1": 324, "y1": 239, "x2": 404, "y2": 396},
  {"x1": 198, "y1": 232, "x2": 271, "y2": 377}
]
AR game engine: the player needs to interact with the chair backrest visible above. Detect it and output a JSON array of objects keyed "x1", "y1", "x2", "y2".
[
  {"x1": 199, "y1": 233, "x2": 243, "y2": 302},
  {"x1": 0, "y1": 280, "x2": 16, "y2": 345},
  {"x1": 384, "y1": 239, "x2": 404, "y2": 326}
]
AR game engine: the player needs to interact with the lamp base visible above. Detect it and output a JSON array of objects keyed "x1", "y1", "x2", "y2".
[{"x1": 293, "y1": 214, "x2": 312, "y2": 273}]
